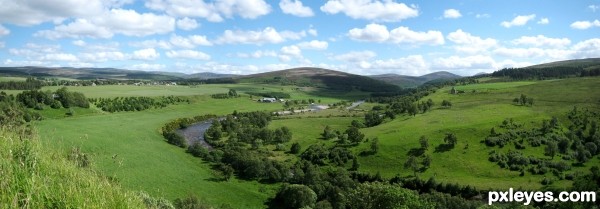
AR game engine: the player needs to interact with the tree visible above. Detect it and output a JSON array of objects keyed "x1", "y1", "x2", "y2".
[
  {"x1": 404, "y1": 156, "x2": 420, "y2": 177},
  {"x1": 422, "y1": 154, "x2": 432, "y2": 169},
  {"x1": 346, "y1": 127, "x2": 365, "y2": 144},
  {"x1": 419, "y1": 135, "x2": 429, "y2": 151},
  {"x1": 544, "y1": 141, "x2": 558, "y2": 159},
  {"x1": 346, "y1": 182, "x2": 428, "y2": 209},
  {"x1": 371, "y1": 137, "x2": 379, "y2": 154},
  {"x1": 290, "y1": 142, "x2": 301, "y2": 154},
  {"x1": 220, "y1": 164, "x2": 234, "y2": 181},
  {"x1": 490, "y1": 127, "x2": 497, "y2": 136},
  {"x1": 441, "y1": 100, "x2": 452, "y2": 108},
  {"x1": 558, "y1": 138, "x2": 570, "y2": 154},
  {"x1": 275, "y1": 184, "x2": 317, "y2": 209},
  {"x1": 322, "y1": 125, "x2": 336, "y2": 140},
  {"x1": 365, "y1": 111, "x2": 383, "y2": 127},
  {"x1": 527, "y1": 98, "x2": 534, "y2": 106},
  {"x1": 351, "y1": 157, "x2": 360, "y2": 171},
  {"x1": 444, "y1": 133, "x2": 458, "y2": 147},
  {"x1": 519, "y1": 94, "x2": 527, "y2": 106},
  {"x1": 408, "y1": 103, "x2": 418, "y2": 116}
]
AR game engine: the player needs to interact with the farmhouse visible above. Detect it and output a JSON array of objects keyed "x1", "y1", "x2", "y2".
[{"x1": 259, "y1": 98, "x2": 277, "y2": 103}]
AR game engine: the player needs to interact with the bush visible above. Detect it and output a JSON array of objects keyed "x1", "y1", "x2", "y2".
[{"x1": 163, "y1": 132, "x2": 187, "y2": 148}]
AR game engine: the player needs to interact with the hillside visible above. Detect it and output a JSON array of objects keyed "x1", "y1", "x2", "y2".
[
  {"x1": 527, "y1": 58, "x2": 600, "y2": 69},
  {"x1": 370, "y1": 71, "x2": 462, "y2": 88},
  {"x1": 239, "y1": 67, "x2": 401, "y2": 92}
]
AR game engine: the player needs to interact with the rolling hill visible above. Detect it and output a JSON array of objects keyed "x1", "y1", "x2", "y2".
[
  {"x1": 370, "y1": 71, "x2": 462, "y2": 88},
  {"x1": 238, "y1": 67, "x2": 401, "y2": 92}
]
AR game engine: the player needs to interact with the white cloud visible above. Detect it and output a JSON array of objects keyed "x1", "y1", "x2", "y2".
[
  {"x1": 129, "y1": 40, "x2": 172, "y2": 49},
  {"x1": 170, "y1": 34, "x2": 212, "y2": 48},
  {"x1": 72, "y1": 40, "x2": 86, "y2": 46},
  {"x1": 279, "y1": 45, "x2": 303, "y2": 62},
  {"x1": 511, "y1": 35, "x2": 571, "y2": 48},
  {"x1": 475, "y1": 13, "x2": 490, "y2": 18},
  {"x1": 443, "y1": 9, "x2": 462, "y2": 19},
  {"x1": 501, "y1": 14, "x2": 536, "y2": 28},
  {"x1": 320, "y1": 0, "x2": 419, "y2": 22},
  {"x1": 297, "y1": 40, "x2": 328, "y2": 50},
  {"x1": 40, "y1": 53, "x2": 79, "y2": 62},
  {"x1": 166, "y1": 50, "x2": 211, "y2": 60},
  {"x1": 432, "y1": 55, "x2": 496, "y2": 71},
  {"x1": 571, "y1": 38, "x2": 600, "y2": 58},
  {"x1": 359, "y1": 55, "x2": 429, "y2": 76},
  {"x1": 236, "y1": 50, "x2": 278, "y2": 58},
  {"x1": 130, "y1": 63, "x2": 166, "y2": 71},
  {"x1": 0, "y1": 42, "x2": 4, "y2": 48},
  {"x1": 348, "y1": 23, "x2": 444, "y2": 45},
  {"x1": 333, "y1": 50, "x2": 376, "y2": 63},
  {"x1": 348, "y1": 23, "x2": 389, "y2": 42},
  {"x1": 0, "y1": 0, "x2": 107, "y2": 26},
  {"x1": 145, "y1": 0, "x2": 271, "y2": 22},
  {"x1": 570, "y1": 20, "x2": 600, "y2": 29},
  {"x1": 0, "y1": 24, "x2": 10, "y2": 36},
  {"x1": 176, "y1": 18, "x2": 199, "y2": 30},
  {"x1": 493, "y1": 47, "x2": 546, "y2": 58},
  {"x1": 79, "y1": 51, "x2": 127, "y2": 62},
  {"x1": 280, "y1": 0, "x2": 314, "y2": 17},
  {"x1": 215, "y1": 27, "x2": 306, "y2": 45},
  {"x1": 589, "y1": 5, "x2": 599, "y2": 12},
  {"x1": 537, "y1": 18, "x2": 549, "y2": 24},
  {"x1": 308, "y1": 28, "x2": 318, "y2": 36},
  {"x1": 447, "y1": 29, "x2": 497, "y2": 54},
  {"x1": 132, "y1": 48, "x2": 160, "y2": 60},
  {"x1": 35, "y1": 9, "x2": 175, "y2": 39},
  {"x1": 389, "y1": 26, "x2": 444, "y2": 45}
]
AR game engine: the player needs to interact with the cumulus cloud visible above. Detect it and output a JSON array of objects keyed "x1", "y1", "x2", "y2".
[
  {"x1": 570, "y1": 38, "x2": 600, "y2": 58},
  {"x1": 432, "y1": 55, "x2": 497, "y2": 71},
  {"x1": 447, "y1": 29, "x2": 497, "y2": 54},
  {"x1": 501, "y1": 14, "x2": 536, "y2": 28},
  {"x1": 170, "y1": 34, "x2": 212, "y2": 48},
  {"x1": 570, "y1": 20, "x2": 600, "y2": 29},
  {"x1": 215, "y1": 27, "x2": 306, "y2": 45},
  {"x1": 129, "y1": 39, "x2": 172, "y2": 49},
  {"x1": 176, "y1": 17, "x2": 199, "y2": 30},
  {"x1": 280, "y1": 0, "x2": 314, "y2": 17},
  {"x1": 297, "y1": 40, "x2": 328, "y2": 50},
  {"x1": 40, "y1": 53, "x2": 79, "y2": 62},
  {"x1": 130, "y1": 63, "x2": 166, "y2": 71},
  {"x1": 166, "y1": 50, "x2": 211, "y2": 60},
  {"x1": 475, "y1": 13, "x2": 490, "y2": 18},
  {"x1": 359, "y1": 55, "x2": 429, "y2": 76},
  {"x1": 333, "y1": 50, "x2": 376, "y2": 63},
  {"x1": 0, "y1": 25, "x2": 10, "y2": 36},
  {"x1": 320, "y1": 0, "x2": 419, "y2": 22},
  {"x1": 537, "y1": 18, "x2": 549, "y2": 25},
  {"x1": 145, "y1": 0, "x2": 271, "y2": 22},
  {"x1": 589, "y1": 5, "x2": 599, "y2": 12},
  {"x1": 35, "y1": 9, "x2": 175, "y2": 39},
  {"x1": 443, "y1": 9, "x2": 461, "y2": 19},
  {"x1": 279, "y1": 45, "x2": 302, "y2": 62},
  {"x1": 0, "y1": 0, "x2": 108, "y2": 26},
  {"x1": 348, "y1": 23, "x2": 444, "y2": 45},
  {"x1": 132, "y1": 48, "x2": 160, "y2": 60},
  {"x1": 511, "y1": 35, "x2": 571, "y2": 48},
  {"x1": 236, "y1": 50, "x2": 278, "y2": 58},
  {"x1": 79, "y1": 51, "x2": 127, "y2": 62}
]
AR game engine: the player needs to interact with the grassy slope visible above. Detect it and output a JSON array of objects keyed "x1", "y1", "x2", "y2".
[
  {"x1": 0, "y1": 128, "x2": 146, "y2": 208},
  {"x1": 33, "y1": 83, "x2": 356, "y2": 208},
  {"x1": 355, "y1": 77, "x2": 600, "y2": 190}
]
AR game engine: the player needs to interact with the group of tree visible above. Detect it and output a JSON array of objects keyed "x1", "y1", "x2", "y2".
[
  {"x1": 90, "y1": 95, "x2": 187, "y2": 112},
  {"x1": 16, "y1": 87, "x2": 89, "y2": 110},
  {"x1": 0, "y1": 77, "x2": 44, "y2": 90},
  {"x1": 485, "y1": 107, "x2": 600, "y2": 182},
  {"x1": 0, "y1": 91, "x2": 42, "y2": 127},
  {"x1": 211, "y1": 89, "x2": 239, "y2": 99},
  {"x1": 512, "y1": 94, "x2": 534, "y2": 106},
  {"x1": 491, "y1": 66, "x2": 599, "y2": 80}
]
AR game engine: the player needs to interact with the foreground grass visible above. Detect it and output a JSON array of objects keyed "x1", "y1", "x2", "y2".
[{"x1": 0, "y1": 127, "x2": 146, "y2": 208}]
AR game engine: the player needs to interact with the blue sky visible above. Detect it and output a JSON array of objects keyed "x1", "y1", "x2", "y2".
[{"x1": 0, "y1": 0, "x2": 599, "y2": 76}]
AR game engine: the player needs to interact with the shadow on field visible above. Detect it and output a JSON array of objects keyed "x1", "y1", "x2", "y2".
[
  {"x1": 434, "y1": 144, "x2": 454, "y2": 153},
  {"x1": 407, "y1": 148, "x2": 425, "y2": 156}
]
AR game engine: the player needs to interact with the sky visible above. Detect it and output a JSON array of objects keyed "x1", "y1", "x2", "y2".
[{"x1": 0, "y1": 0, "x2": 599, "y2": 76}]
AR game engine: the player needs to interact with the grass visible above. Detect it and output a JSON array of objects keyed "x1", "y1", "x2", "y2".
[
  {"x1": 35, "y1": 96, "x2": 282, "y2": 208},
  {"x1": 0, "y1": 127, "x2": 147, "y2": 208},
  {"x1": 354, "y1": 77, "x2": 600, "y2": 190},
  {"x1": 0, "y1": 77, "x2": 27, "y2": 81}
]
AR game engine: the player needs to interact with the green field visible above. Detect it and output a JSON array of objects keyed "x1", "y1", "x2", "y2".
[
  {"x1": 9, "y1": 77, "x2": 600, "y2": 208},
  {"x1": 32, "y1": 83, "x2": 358, "y2": 208}
]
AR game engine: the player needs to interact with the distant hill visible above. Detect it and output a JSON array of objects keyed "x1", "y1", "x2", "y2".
[
  {"x1": 370, "y1": 71, "x2": 462, "y2": 88},
  {"x1": 0, "y1": 66, "x2": 234, "y2": 80},
  {"x1": 526, "y1": 58, "x2": 600, "y2": 69},
  {"x1": 239, "y1": 67, "x2": 401, "y2": 92}
]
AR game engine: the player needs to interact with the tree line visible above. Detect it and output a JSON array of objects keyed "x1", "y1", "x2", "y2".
[
  {"x1": 90, "y1": 96, "x2": 188, "y2": 112},
  {"x1": 0, "y1": 77, "x2": 44, "y2": 90}
]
